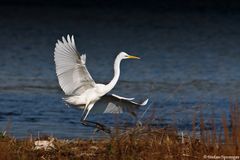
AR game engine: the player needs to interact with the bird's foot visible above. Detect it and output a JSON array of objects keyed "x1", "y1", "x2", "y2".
[
  {"x1": 95, "y1": 124, "x2": 111, "y2": 134},
  {"x1": 81, "y1": 120, "x2": 111, "y2": 134}
]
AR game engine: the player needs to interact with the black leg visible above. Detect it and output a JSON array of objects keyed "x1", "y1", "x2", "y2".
[{"x1": 80, "y1": 119, "x2": 111, "y2": 134}]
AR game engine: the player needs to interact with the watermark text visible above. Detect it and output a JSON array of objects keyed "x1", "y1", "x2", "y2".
[{"x1": 203, "y1": 155, "x2": 239, "y2": 160}]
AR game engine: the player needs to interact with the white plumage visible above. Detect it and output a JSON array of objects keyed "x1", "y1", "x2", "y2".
[{"x1": 54, "y1": 35, "x2": 148, "y2": 132}]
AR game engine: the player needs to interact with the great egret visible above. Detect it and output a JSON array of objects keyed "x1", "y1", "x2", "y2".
[{"x1": 54, "y1": 35, "x2": 148, "y2": 133}]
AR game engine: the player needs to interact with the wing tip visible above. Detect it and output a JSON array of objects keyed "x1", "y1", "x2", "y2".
[
  {"x1": 54, "y1": 34, "x2": 78, "y2": 56},
  {"x1": 141, "y1": 99, "x2": 149, "y2": 106},
  {"x1": 57, "y1": 34, "x2": 74, "y2": 43}
]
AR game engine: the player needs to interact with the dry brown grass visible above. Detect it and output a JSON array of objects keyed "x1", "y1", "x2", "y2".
[
  {"x1": 0, "y1": 102, "x2": 240, "y2": 160},
  {"x1": 0, "y1": 127, "x2": 192, "y2": 160}
]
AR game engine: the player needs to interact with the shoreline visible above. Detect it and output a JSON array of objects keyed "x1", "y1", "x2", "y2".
[{"x1": 1, "y1": 125, "x2": 239, "y2": 159}]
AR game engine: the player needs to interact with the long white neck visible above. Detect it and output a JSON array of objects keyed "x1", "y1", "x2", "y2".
[{"x1": 104, "y1": 56, "x2": 122, "y2": 94}]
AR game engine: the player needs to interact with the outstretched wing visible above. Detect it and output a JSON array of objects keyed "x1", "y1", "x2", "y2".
[
  {"x1": 91, "y1": 94, "x2": 149, "y2": 118},
  {"x1": 54, "y1": 35, "x2": 95, "y2": 95}
]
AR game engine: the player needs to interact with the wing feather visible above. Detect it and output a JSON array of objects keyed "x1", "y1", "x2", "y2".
[
  {"x1": 91, "y1": 94, "x2": 149, "y2": 117},
  {"x1": 54, "y1": 35, "x2": 95, "y2": 95}
]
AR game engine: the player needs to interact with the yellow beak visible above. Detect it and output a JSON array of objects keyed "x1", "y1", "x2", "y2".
[{"x1": 127, "y1": 55, "x2": 141, "y2": 59}]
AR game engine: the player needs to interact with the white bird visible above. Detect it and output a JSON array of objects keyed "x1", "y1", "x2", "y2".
[{"x1": 54, "y1": 35, "x2": 148, "y2": 133}]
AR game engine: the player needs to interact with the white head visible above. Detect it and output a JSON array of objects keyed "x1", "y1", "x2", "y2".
[{"x1": 118, "y1": 52, "x2": 140, "y2": 60}]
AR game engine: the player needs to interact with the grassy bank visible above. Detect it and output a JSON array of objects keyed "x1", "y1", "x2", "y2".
[{"x1": 0, "y1": 102, "x2": 240, "y2": 159}]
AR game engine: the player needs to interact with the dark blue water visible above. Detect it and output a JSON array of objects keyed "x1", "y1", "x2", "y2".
[{"x1": 0, "y1": 6, "x2": 240, "y2": 138}]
